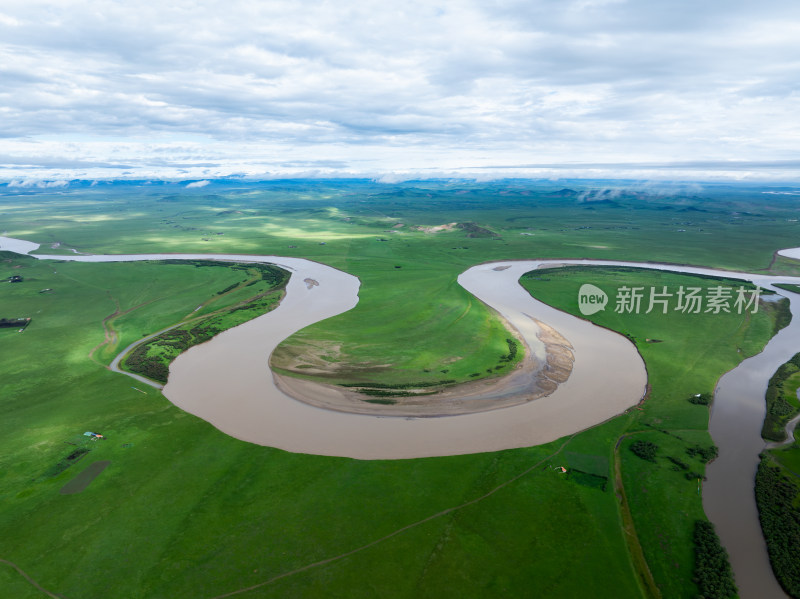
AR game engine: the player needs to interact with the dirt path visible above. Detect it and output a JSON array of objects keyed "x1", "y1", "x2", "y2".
[
  {"x1": 207, "y1": 435, "x2": 576, "y2": 599},
  {"x1": 88, "y1": 294, "x2": 158, "y2": 366},
  {"x1": 0, "y1": 558, "x2": 65, "y2": 599},
  {"x1": 89, "y1": 262, "x2": 265, "y2": 367},
  {"x1": 613, "y1": 436, "x2": 661, "y2": 599}
]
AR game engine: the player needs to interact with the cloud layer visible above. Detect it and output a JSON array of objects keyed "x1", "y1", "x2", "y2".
[{"x1": 1, "y1": 0, "x2": 799, "y2": 180}]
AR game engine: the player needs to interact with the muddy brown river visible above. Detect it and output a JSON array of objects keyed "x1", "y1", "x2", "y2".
[{"x1": 3, "y1": 234, "x2": 800, "y2": 598}]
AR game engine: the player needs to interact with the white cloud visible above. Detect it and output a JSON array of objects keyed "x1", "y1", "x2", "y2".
[
  {"x1": 0, "y1": 1, "x2": 798, "y2": 180},
  {"x1": 185, "y1": 179, "x2": 210, "y2": 188},
  {"x1": 7, "y1": 178, "x2": 69, "y2": 188},
  {"x1": 0, "y1": 12, "x2": 20, "y2": 27}
]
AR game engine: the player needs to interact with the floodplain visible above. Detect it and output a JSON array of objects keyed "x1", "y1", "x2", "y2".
[{"x1": 2, "y1": 179, "x2": 800, "y2": 598}]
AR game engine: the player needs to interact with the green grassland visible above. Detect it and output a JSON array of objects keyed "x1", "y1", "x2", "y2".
[
  {"x1": 121, "y1": 262, "x2": 288, "y2": 384},
  {"x1": 1, "y1": 250, "x2": 646, "y2": 598},
  {"x1": 520, "y1": 266, "x2": 783, "y2": 597},
  {"x1": 4, "y1": 180, "x2": 800, "y2": 390},
  {"x1": 122, "y1": 291, "x2": 285, "y2": 384},
  {"x1": 1, "y1": 180, "x2": 799, "y2": 597}
]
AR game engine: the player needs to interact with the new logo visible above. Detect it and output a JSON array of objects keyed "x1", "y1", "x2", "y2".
[{"x1": 578, "y1": 284, "x2": 608, "y2": 315}]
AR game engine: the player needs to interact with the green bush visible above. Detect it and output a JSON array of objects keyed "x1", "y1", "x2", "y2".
[
  {"x1": 687, "y1": 445, "x2": 718, "y2": 463},
  {"x1": 630, "y1": 440, "x2": 658, "y2": 462},
  {"x1": 688, "y1": 393, "x2": 712, "y2": 406}
]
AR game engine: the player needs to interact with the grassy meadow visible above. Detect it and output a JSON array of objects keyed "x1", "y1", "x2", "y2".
[
  {"x1": 1, "y1": 179, "x2": 800, "y2": 597},
  {"x1": 120, "y1": 261, "x2": 289, "y2": 384},
  {"x1": 521, "y1": 266, "x2": 785, "y2": 597}
]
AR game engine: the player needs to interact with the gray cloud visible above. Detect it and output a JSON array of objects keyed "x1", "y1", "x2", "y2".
[
  {"x1": 0, "y1": 154, "x2": 135, "y2": 169},
  {"x1": 0, "y1": 1, "x2": 798, "y2": 179}
]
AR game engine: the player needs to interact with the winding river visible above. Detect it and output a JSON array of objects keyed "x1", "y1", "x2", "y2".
[{"x1": 3, "y1": 235, "x2": 800, "y2": 598}]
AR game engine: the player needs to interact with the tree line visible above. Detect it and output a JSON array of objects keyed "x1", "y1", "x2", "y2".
[
  {"x1": 762, "y1": 352, "x2": 800, "y2": 442},
  {"x1": 755, "y1": 458, "x2": 800, "y2": 597}
]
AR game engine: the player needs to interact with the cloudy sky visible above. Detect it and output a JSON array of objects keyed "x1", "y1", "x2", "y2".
[{"x1": 1, "y1": 0, "x2": 799, "y2": 181}]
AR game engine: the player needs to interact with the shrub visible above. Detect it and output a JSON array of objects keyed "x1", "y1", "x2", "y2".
[
  {"x1": 687, "y1": 445, "x2": 718, "y2": 463},
  {"x1": 629, "y1": 440, "x2": 658, "y2": 462},
  {"x1": 688, "y1": 393, "x2": 712, "y2": 406}
]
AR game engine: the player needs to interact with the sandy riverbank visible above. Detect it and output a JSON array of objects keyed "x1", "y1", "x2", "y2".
[
  {"x1": 0, "y1": 235, "x2": 648, "y2": 459},
  {"x1": 160, "y1": 259, "x2": 648, "y2": 459},
  {"x1": 272, "y1": 317, "x2": 573, "y2": 417}
]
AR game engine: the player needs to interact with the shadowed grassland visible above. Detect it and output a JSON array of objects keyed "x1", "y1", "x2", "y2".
[{"x1": 4, "y1": 180, "x2": 799, "y2": 275}]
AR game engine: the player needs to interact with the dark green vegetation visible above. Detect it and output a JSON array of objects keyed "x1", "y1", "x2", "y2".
[
  {"x1": 40, "y1": 447, "x2": 91, "y2": 480},
  {"x1": 760, "y1": 350, "x2": 800, "y2": 599},
  {"x1": 689, "y1": 393, "x2": 713, "y2": 406},
  {"x1": 630, "y1": 440, "x2": 658, "y2": 462},
  {"x1": 692, "y1": 520, "x2": 738, "y2": 599},
  {"x1": 755, "y1": 458, "x2": 800, "y2": 597},
  {"x1": 772, "y1": 297, "x2": 794, "y2": 335},
  {"x1": 762, "y1": 353, "x2": 800, "y2": 442},
  {"x1": 122, "y1": 262, "x2": 288, "y2": 383},
  {"x1": 1, "y1": 180, "x2": 799, "y2": 597},
  {"x1": 686, "y1": 445, "x2": 718, "y2": 464}
]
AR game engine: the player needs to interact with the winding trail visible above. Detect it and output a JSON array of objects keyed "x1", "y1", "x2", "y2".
[
  {"x1": 89, "y1": 296, "x2": 158, "y2": 367},
  {"x1": 206, "y1": 434, "x2": 577, "y2": 599},
  {"x1": 107, "y1": 321, "x2": 180, "y2": 390},
  {"x1": 0, "y1": 558, "x2": 64, "y2": 599},
  {"x1": 613, "y1": 436, "x2": 661, "y2": 599}
]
